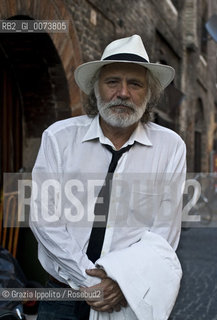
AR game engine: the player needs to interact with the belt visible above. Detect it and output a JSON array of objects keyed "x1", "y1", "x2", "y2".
[{"x1": 49, "y1": 275, "x2": 70, "y2": 288}]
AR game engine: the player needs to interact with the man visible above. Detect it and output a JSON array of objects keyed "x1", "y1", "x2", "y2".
[{"x1": 30, "y1": 35, "x2": 186, "y2": 320}]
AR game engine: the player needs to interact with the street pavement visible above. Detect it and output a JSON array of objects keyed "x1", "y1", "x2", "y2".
[{"x1": 169, "y1": 227, "x2": 217, "y2": 320}]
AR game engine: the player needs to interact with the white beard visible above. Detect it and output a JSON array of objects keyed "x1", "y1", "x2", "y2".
[{"x1": 95, "y1": 86, "x2": 148, "y2": 128}]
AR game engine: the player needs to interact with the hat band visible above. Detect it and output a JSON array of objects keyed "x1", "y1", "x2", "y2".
[{"x1": 103, "y1": 53, "x2": 148, "y2": 63}]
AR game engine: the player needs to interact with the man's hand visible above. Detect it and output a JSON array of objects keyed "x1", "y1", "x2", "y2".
[{"x1": 81, "y1": 268, "x2": 127, "y2": 313}]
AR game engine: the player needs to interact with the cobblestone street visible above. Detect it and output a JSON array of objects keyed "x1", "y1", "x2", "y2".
[{"x1": 170, "y1": 227, "x2": 217, "y2": 320}]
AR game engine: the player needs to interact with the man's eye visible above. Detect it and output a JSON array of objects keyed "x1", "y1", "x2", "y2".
[
  {"x1": 107, "y1": 80, "x2": 118, "y2": 85},
  {"x1": 105, "y1": 80, "x2": 119, "y2": 87},
  {"x1": 130, "y1": 82, "x2": 143, "y2": 87}
]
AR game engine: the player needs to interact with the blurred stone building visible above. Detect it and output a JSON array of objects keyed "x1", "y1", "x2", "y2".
[{"x1": 0, "y1": 0, "x2": 217, "y2": 279}]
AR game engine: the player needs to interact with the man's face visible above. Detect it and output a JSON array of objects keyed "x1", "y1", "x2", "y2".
[{"x1": 95, "y1": 63, "x2": 149, "y2": 128}]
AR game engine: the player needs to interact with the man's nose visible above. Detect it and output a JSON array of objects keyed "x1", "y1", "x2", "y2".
[{"x1": 117, "y1": 82, "x2": 130, "y2": 99}]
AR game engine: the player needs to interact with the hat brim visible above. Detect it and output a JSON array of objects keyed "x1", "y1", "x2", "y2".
[{"x1": 74, "y1": 60, "x2": 175, "y2": 95}]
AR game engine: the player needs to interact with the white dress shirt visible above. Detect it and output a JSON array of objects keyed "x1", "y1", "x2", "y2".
[{"x1": 30, "y1": 114, "x2": 186, "y2": 290}]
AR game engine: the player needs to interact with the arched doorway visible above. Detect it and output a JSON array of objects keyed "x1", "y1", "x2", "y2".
[
  {"x1": 0, "y1": 0, "x2": 83, "y2": 282},
  {"x1": 0, "y1": 14, "x2": 78, "y2": 281}
]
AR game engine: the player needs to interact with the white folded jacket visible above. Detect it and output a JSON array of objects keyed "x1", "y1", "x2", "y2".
[{"x1": 89, "y1": 230, "x2": 182, "y2": 320}]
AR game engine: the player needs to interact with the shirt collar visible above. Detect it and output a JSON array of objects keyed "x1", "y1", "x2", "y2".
[
  {"x1": 127, "y1": 121, "x2": 152, "y2": 146},
  {"x1": 82, "y1": 114, "x2": 153, "y2": 147},
  {"x1": 82, "y1": 114, "x2": 111, "y2": 145}
]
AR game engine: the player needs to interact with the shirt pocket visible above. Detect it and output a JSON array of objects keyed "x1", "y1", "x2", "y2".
[{"x1": 128, "y1": 191, "x2": 163, "y2": 228}]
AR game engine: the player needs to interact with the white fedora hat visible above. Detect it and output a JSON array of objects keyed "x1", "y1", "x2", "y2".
[{"x1": 74, "y1": 34, "x2": 175, "y2": 94}]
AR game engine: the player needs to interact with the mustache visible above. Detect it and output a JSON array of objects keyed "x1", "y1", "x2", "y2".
[{"x1": 103, "y1": 99, "x2": 136, "y2": 111}]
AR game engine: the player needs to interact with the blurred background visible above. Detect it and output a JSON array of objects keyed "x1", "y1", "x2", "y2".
[{"x1": 0, "y1": 0, "x2": 217, "y2": 319}]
